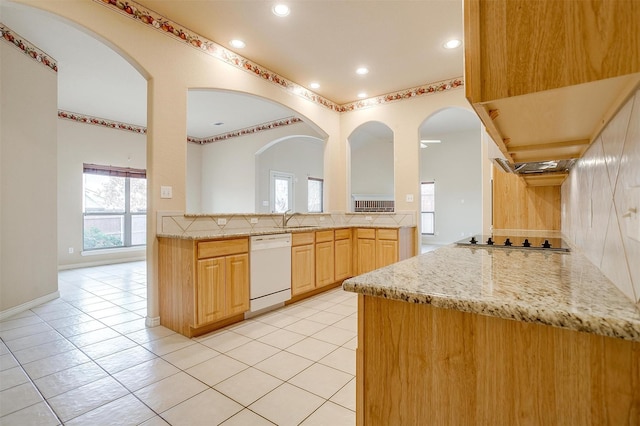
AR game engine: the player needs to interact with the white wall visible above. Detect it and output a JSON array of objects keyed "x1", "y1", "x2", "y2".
[
  {"x1": 420, "y1": 129, "x2": 482, "y2": 244},
  {"x1": 351, "y1": 139, "x2": 394, "y2": 197},
  {"x1": 57, "y1": 119, "x2": 146, "y2": 268},
  {"x1": 256, "y1": 136, "x2": 324, "y2": 213},
  {"x1": 186, "y1": 142, "x2": 202, "y2": 213},
  {"x1": 192, "y1": 122, "x2": 323, "y2": 213},
  {"x1": 1, "y1": 42, "x2": 58, "y2": 313}
]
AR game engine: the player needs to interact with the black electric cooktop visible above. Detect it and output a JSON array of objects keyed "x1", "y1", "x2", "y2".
[{"x1": 456, "y1": 234, "x2": 570, "y2": 252}]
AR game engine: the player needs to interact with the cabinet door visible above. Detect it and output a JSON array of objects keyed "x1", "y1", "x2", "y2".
[
  {"x1": 376, "y1": 239, "x2": 398, "y2": 269},
  {"x1": 334, "y1": 238, "x2": 352, "y2": 281},
  {"x1": 292, "y1": 244, "x2": 315, "y2": 295},
  {"x1": 226, "y1": 253, "x2": 249, "y2": 316},
  {"x1": 196, "y1": 258, "x2": 226, "y2": 326},
  {"x1": 357, "y1": 238, "x2": 376, "y2": 275},
  {"x1": 315, "y1": 241, "x2": 335, "y2": 287}
]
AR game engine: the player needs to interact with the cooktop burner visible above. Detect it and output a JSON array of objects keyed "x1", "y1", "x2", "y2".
[{"x1": 456, "y1": 235, "x2": 570, "y2": 252}]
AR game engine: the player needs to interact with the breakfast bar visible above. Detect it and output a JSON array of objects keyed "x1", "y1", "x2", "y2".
[{"x1": 343, "y1": 245, "x2": 640, "y2": 425}]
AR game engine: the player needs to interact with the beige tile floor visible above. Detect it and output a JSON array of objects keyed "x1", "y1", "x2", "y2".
[{"x1": 0, "y1": 261, "x2": 357, "y2": 425}]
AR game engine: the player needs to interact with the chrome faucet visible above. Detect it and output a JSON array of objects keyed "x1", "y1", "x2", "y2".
[{"x1": 282, "y1": 210, "x2": 299, "y2": 227}]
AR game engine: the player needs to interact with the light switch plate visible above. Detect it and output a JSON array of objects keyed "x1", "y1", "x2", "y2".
[
  {"x1": 160, "y1": 186, "x2": 172, "y2": 199},
  {"x1": 406, "y1": 194, "x2": 414, "y2": 202}
]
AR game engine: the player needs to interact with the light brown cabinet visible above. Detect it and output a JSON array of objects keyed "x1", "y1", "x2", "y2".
[
  {"x1": 464, "y1": 0, "x2": 640, "y2": 187},
  {"x1": 291, "y1": 232, "x2": 315, "y2": 296},
  {"x1": 158, "y1": 237, "x2": 249, "y2": 337},
  {"x1": 315, "y1": 230, "x2": 335, "y2": 287},
  {"x1": 334, "y1": 229, "x2": 352, "y2": 281},
  {"x1": 355, "y1": 228, "x2": 415, "y2": 275}
]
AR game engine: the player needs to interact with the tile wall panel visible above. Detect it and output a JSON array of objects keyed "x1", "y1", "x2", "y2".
[{"x1": 562, "y1": 89, "x2": 640, "y2": 304}]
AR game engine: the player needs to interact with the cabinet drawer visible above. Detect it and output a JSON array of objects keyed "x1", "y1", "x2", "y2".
[
  {"x1": 198, "y1": 238, "x2": 248, "y2": 259},
  {"x1": 377, "y1": 229, "x2": 398, "y2": 241},
  {"x1": 334, "y1": 228, "x2": 351, "y2": 240},
  {"x1": 315, "y1": 230, "x2": 334, "y2": 243},
  {"x1": 292, "y1": 232, "x2": 315, "y2": 246},
  {"x1": 357, "y1": 228, "x2": 376, "y2": 239}
]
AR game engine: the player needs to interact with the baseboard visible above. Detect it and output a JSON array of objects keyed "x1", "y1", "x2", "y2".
[
  {"x1": 58, "y1": 256, "x2": 146, "y2": 271},
  {"x1": 0, "y1": 291, "x2": 60, "y2": 321},
  {"x1": 145, "y1": 316, "x2": 160, "y2": 327}
]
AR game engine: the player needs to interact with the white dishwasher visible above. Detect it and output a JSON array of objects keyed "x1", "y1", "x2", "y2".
[{"x1": 248, "y1": 233, "x2": 292, "y2": 316}]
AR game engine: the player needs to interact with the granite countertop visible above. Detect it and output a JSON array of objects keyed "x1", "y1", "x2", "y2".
[
  {"x1": 343, "y1": 245, "x2": 640, "y2": 342},
  {"x1": 157, "y1": 224, "x2": 412, "y2": 240}
]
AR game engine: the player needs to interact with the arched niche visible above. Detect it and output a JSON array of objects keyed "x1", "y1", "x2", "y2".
[
  {"x1": 255, "y1": 135, "x2": 325, "y2": 213},
  {"x1": 186, "y1": 89, "x2": 327, "y2": 213},
  {"x1": 348, "y1": 121, "x2": 394, "y2": 212},
  {"x1": 418, "y1": 107, "x2": 482, "y2": 249}
]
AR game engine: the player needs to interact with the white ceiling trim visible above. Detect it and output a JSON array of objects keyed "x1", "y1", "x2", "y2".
[{"x1": 92, "y1": 0, "x2": 464, "y2": 112}]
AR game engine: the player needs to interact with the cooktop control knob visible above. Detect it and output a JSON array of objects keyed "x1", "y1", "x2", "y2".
[
  {"x1": 523, "y1": 239, "x2": 531, "y2": 247},
  {"x1": 542, "y1": 240, "x2": 552, "y2": 248},
  {"x1": 486, "y1": 237, "x2": 494, "y2": 245},
  {"x1": 469, "y1": 236, "x2": 477, "y2": 244},
  {"x1": 504, "y1": 238, "x2": 512, "y2": 246}
]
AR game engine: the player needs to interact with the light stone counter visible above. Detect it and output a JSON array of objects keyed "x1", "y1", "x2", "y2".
[{"x1": 343, "y1": 245, "x2": 640, "y2": 342}]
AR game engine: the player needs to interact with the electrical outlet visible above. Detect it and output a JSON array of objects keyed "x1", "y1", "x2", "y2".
[
  {"x1": 406, "y1": 194, "x2": 414, "y2": 202},
  {"x1": 250, "y1": 218, "x2": 258, "y2": 224},
  {"x1": 365, "y1": 216, "x2": 373, "y2": 221},
  {"x1": 624, "y1": 186, "x2": 640, "y2": 242},
  {"x1": 319, "y1": 216, "x2": 325, "y2": 221},
  {"x1": 217, "y1": 218, "x2": 227, "y2": 225}
]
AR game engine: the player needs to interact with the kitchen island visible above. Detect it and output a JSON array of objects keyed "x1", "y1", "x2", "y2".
[{"x1": 343, "y1": 245, "x2": 640, "y2": 425}]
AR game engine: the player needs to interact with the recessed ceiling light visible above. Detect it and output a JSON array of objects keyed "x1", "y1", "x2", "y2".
[
  {"x1": 272, "y1": 4, "x2": 290, "y2": 17},
  {"x1": 229, "y1": 39, "x2": 246, "y2": 49},
  {"x1": 420, "y1": 139, "x2": 441, "y2": 143},
  {"x1": 443, "y1": 39, "x2": 462, "y2": 49},
  {"x1": 309, "y1": 82, "x2": 320, "y2": 89},
  {"x1": 357, "y1": 92, "x2": 367, "y2": 98},
  {"x1": 211, "y1": 122, "x2": 224, "y2": 126},
  {"x1": 356, "y1": 67, "x2": 369, "y2": 75}
]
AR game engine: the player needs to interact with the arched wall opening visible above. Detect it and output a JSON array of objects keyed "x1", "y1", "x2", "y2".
[
  {"x1": 418, "y1": 107, "x2": 483, "y2": 249},
  {"x1": 348, "y1": 121, "x2": 395, "y2": 212}
]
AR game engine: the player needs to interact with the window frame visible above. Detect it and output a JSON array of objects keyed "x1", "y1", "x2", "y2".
[
  {"x1": 421, "y1": 181, "x2": 435, "y2": 235},
  {"x1": 82, "y1": 164, "x2": 147, "y2": 251},
  {"x1": 307, "y1": 177, "x2": 324, "y2": 213}
]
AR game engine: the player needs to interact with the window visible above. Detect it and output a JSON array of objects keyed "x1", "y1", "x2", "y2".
[
  {"x1": 270, "y1": 171, "x2": 294, "y2": 213},
  {"x1": 421, "y1": 182, "x2": 435, "y2": 235},
  {"x1": 308, "y1": 177, "x2": 323, "y2": 213},
  {"x1": 83, "y1": 164, "x2": 146, "y2": 250}
]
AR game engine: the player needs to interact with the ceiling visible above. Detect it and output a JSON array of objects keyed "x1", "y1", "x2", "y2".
[{"x1": 0, "y1": 0, "x2": 471, "y2": 138}]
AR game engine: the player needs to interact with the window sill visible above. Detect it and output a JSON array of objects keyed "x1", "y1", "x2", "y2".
[{"x1": 81, "y1": 246, "x2": 146, "y2": 256}]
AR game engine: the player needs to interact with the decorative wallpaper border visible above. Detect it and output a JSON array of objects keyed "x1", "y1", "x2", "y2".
[
  {"x1": 187, "y1": 117, "x2": 303, "y2": 145},
  {"x1": 92, "y1": 0, "x2": 464, "y2": 112},
  {"x1": 0, "y1": 24, "x2": 57, "y2": 72},
  {"x1": 58, "y1": 110, "x2": 147, "y2": 134}
]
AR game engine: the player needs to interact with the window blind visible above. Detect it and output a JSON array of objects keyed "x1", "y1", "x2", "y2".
[{"x1": 83, "y1": 163, "x2": 146, "y2": 179}]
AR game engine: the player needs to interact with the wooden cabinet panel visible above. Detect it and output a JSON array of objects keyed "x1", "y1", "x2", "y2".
[
  {"x1": 292, "y1": 244, "x2": 315, "y2": 295},
  {"x1": 315, "y1": 230, "x2": 334, "y2": 243},
  {"x1": 316, "y1": 241, "x2": 335, "y2": 287},
  {"x1": 357, "y1": 228, "x2": 376, "y2": 239},
  {"x1": 196, "y1": 258, "x2": 226, "y2": 326},
  {"x1": 292, "y1": 232, "x2": 315, "y2": 246},
  {"x1": 376, "y1": 228, "x2": 398, "y2": 240},
  {"x1": 376, "y1": 239, "x2": 398, "y2": 269},
  {"x1": 335, "y1": 238, "x2": 352, "y2": 281},
  {"x1": 335, "y1": 228, "x2": 351, "y2": 240},
  {"x1": 357, "y1": 238, "x2": 376, "y2": 275},
  {"x1": 226, "y1": 254, "x2": 249, "y2": 316},
  {"x1": 198, "y1": 238, "x2": 248, "y2": 259}
]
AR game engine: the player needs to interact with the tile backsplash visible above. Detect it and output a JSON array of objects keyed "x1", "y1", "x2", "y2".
[{"x1": 562, "y1": 88, "x2": 640, "y2": 304}]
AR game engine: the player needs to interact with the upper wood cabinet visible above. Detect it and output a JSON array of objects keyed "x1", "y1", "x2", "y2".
[{"x1": 464, "y1": 0, "x2": 640, "y2": 185}]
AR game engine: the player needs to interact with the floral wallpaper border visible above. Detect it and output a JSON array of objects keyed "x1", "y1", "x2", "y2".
[
  {"x1": 0, "y1": 24, "x2": 57, "y2": 72},
  {"x1": 58, "y1": 110, "x2": 147, "y2": 134},
  {"x1": 59, "y1": 109, "x2": 303, "y2": 142},
  {"x1": 92, "y1": 0, "x2": 464, "y2": 112},
  {"x1": 187, "y1": 117, "x2": 303, "y2": 145}
]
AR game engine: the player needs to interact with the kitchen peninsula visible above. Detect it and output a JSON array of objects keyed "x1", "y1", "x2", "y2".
[
  {"x1": 343, "y1": 244, "x2": 640, "y2": 425},
  {"x1": 156, "y1": 211, "x2": 416, "y2": 337}
]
